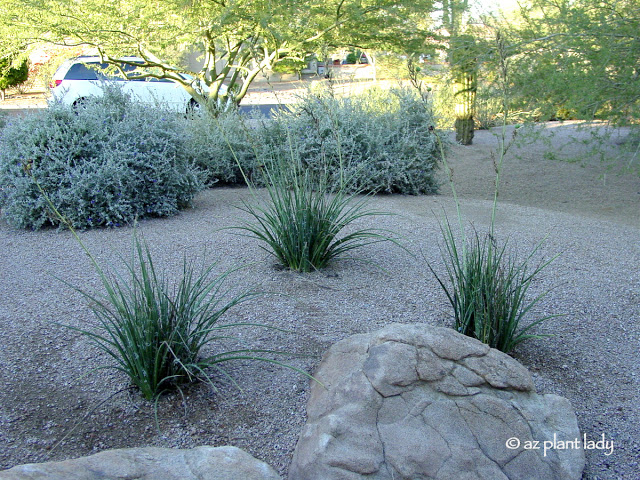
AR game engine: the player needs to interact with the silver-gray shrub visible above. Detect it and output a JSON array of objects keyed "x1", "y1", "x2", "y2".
[
  {"x1": 264, "y1": 86, "x2": 442, "y2": 194},
  {"x1": 185, "y1": 108, "x2": 266, "y2": 186},
  {"x1": 0, "y1": 87, "x2": 205, "y2": 229}
]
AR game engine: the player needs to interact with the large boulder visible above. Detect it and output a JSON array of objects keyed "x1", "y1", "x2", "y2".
[
  {"x1": 289, "y1": 323, "x2": 585, "y2": 480},
  {"x1": 0, "y1": 445, "x2": 281, "y2": 480}
]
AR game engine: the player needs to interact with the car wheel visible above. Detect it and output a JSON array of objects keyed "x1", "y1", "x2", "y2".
[
  {"x1": 186, "y1": 98, "x2": 201, "y2": 116},
  {"x1": 72, "y1": 97, "x2": 89, "y2": 111}
]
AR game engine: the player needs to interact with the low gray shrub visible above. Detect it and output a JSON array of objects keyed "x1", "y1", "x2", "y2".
[
  {"x1": 265, "y1": 86, "x2": 442, "y2": 194},
  {"x1": 0, "y1": 87, "x2": 205, "y2": 229},
  {"x1": 186, "y1": 108, "x2": 265, "y2": 186}
]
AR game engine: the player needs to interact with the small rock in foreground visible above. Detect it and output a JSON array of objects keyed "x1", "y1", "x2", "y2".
[{"x1": 0, "y1": 445, "x2": 281, "y2": 480}]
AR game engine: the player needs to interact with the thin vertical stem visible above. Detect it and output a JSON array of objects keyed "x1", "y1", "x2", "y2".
[{"x1": 490, "y1": 29, "x2": 510, "y2": 238}]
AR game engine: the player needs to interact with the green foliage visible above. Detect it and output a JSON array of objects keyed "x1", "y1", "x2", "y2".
[
  {"x1": 25, "y1": 177, "x2": 316, "y2": 402},
  {"x1": 502, "y1": 0, "x2": 640, "y2": 123},
  {"x1": 427, "y1": 127, "x2": 558, "y2": 352},
  {"x1": 186, "y1": 108, "x2": 263, "y2": 186},
  {"x1": 374, "y1": 54, "x2": 411, "y2": 79},
  {"x1": 345, "y1": 52, "x2": 358, "y2": 64},
  {"x1": 429, "y1": 222, "x2": 557, "y2": 352},
  {"x1": 271, "y1": 58, "x2": 307, "y2": 75},
  {"x1": 0, "y1": 56, "x2": 28, "y2": 94},
  {"x1": 235, "y1": 155, "x2": 395, "y2": 273},
  {"x1": 449, "y1": 34, "x2": 479, "y2": 144},
  {"x1": 0, "y1": 87, "x2": 204, "y2": 230},
  {"x1": 427, "y1": 33, "x2": 559, "y2": 352},
  {"x1": 441, "y1": 0, "x2": 470, "y2": 36},
  {"x1": 68, "y1": 235, "x2": 255, "y2": 400},
  {"x1": 3, "y1": 0, "x2": 436, "y2": 110},
  {"x1": 0, "y1": 84, "x2": 443, "y2": 232},
  {"x1": 433, "y1": 79, "x2": 505, "y2": 132},
  {"x1": 187, "y1": 85, "x2": 443, "y2": 195},
  {"x1": 266, "y1": 85, "x2": 442, "y2": 194},
  {"x1": 57, "y1": 229, "x2": 311, "y2": 401},
  {"x1": 450, "y1": 34, "x2": 479, "y2": 78}
]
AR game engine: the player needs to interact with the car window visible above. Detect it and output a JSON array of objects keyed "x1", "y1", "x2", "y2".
[
  {"x1": 64, "y1": 62, "x2": 124, "y2": 81},
  {"x1": 135, "y1": 65, "x2": 173, "y2": 83},
  {"x1": 65, "y1": 61, "x2": 174, "y2": 83},
  {"x1": 147, "y1": 77, "x2": 173, "y2": 83},
  {"x1": 97, "y1": 63, "x2": 136, "y2": 81},
  {"x1": 117, "y1": 63, "x2": 146, "y2": 82},
  {"x1": 64, "y1": 63, "x2": 103, "y2": 81}
]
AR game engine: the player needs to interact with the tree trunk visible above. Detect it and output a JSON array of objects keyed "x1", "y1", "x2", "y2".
[{"x1": 455, "y1": 117, "x2": 474, "y2": 145}]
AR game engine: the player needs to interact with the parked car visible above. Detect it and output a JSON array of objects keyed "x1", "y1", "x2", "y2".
[{"x1": 48, "y1": 56, "x2": 210, "y2": 112}]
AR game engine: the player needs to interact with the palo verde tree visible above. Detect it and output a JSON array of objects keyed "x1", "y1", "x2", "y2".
[
  {"x1": 501, "y1": 0, "x2": 640, "y2": 123},
  {"x1": 4, "y1": 0, "x2": 435, "y2": 114}
]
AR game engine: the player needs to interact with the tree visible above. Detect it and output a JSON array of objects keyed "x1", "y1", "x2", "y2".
[
  {"x1": 3, "y1": 0, "x2": 436, "y2": 113},
  {"x1": 0, "y1": 56, "x2": 28, "y2": 101},
  {"x1": 501, "y1": 0, "x2": 640, "y2": 123},
  {"x1": 441, "y1": 0, "x2": 469, "y2": 36}
]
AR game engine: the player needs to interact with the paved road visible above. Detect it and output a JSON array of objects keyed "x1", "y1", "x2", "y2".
[
  {"x1": 239, "y1": 104, "x2": 288, "y2": 117},
  {"x1": 1, "y1": 103, "x2": 285, "y2": 118}
]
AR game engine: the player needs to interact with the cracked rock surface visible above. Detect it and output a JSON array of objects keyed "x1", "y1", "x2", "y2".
[
  {"x1": 0, "y1": 445, "x2": 281, "y2": 480},
  {"x1": 289, "y1": 323, "x2": 585, "y2": 480}
]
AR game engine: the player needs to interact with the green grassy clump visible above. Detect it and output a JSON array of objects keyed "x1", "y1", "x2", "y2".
[
  {"x1": 235, "y1": 154, "x2": 394, "y2": 272},
  {"x1": 68, "y1": 235, "x2": 262, "y2": 400},
  {"x1": 430, "y1": 222, "x2": 558, "y2": 353},
  {"x1": 56, "y1": 226, "x2": 308, "y2": 400}
]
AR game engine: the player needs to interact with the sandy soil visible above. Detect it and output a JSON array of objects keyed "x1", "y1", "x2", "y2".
[
  {"x1": 445, "y1": 122, "x2": 639, "y2": 226},
  {"x1": 0, "y1": 90, "x2": 639, "y2": 479}
]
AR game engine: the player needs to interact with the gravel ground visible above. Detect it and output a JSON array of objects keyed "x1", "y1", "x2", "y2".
[{"x1": 0, "y1": 123, "x2": 638, "y2": 479}]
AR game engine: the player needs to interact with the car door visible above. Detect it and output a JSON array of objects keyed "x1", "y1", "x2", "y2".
[{"x1": 119, "y1": 63, "x2": 189, "y2": 110}]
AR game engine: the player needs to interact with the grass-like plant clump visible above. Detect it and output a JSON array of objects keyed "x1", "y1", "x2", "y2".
[
  {"x1": 57, "y1": 228, "x2": 310, "y2": 401},
  {"x1": 428, "y1": 135, "x2": 558, "y2": 352},
  {"x1": 22, "y1": 172, "x2": 310, "y2": 401},
  {"x1": 227, "y1": 84, "x2": 434, "y2": 272},
  {"x1": 235, "y1": 155, "x2": 394, "y2": 272},
  {"x1": 426, "y1": 33, "x2": 559, "y2": 353},
  {"x1": 430, "y1": 222, "x2": 558, "y2": 352},
  {"x1": 70, "y1": 233, "x2": 304, "y2": 400},
  {"x1": 70, "y1": 237, "x2": 255, "y2": 400}
]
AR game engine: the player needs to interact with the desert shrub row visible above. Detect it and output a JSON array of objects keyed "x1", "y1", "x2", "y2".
[
  {"x1": 188, "y1": 85, "x2": 442, "y2": 194},
  {"x1": 0, "y1": 84, "x2": 442, "y2": 230}
]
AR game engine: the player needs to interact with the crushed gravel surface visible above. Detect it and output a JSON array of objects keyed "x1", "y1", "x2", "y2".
[{"x1": 0, "y1": 123, "x2": 638, "y2": 479}]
